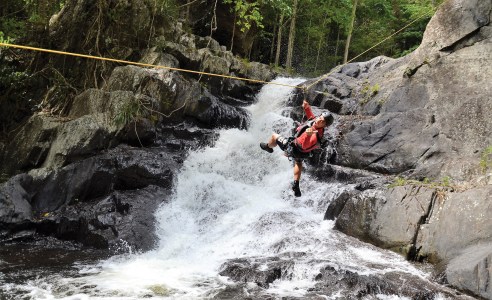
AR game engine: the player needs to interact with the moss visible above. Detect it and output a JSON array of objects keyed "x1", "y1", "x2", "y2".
[
  {"x1": 480, "y1": 146, "x2": 492, "y2": 173},
  {"x1": 359, "y1": 81, "x2": 380, "y2": 105},
  {"x1": 388, "y1": 176, "x2": 454, "y2": 189}
]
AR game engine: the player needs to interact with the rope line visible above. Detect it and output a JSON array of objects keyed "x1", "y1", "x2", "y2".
[
  {"x1": 0, "y1": 5, "x2": 439, "y2": 96},
  {"x1": 0, "y1": 42, "x2": 300, "y2": 89}
]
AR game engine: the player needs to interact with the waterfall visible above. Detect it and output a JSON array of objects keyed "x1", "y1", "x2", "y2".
[{"x1": 2, "y1": 78, "x2": 445, "y2": 299}]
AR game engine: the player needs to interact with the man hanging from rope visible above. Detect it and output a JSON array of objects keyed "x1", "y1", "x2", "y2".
[{"x1": 260, "y1": 100, "x2": 334, "y2": 197}]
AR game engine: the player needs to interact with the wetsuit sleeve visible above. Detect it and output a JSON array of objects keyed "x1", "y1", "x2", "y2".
[{"x1": 304, "y1": 105, "x2": 315, "y2": 120}]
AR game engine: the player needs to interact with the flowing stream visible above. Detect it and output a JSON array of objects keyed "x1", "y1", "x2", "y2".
[{"x1": 1, "y1": 78, "x2": 451, "y2": 299}]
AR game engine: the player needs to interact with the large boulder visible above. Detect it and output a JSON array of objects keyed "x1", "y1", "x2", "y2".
[
  {"x1": 406, "y1": 0, "x2": 492, "y2": 72},
  {"x1": 334, "y1": 186, "x2": 435, "y2": 257},
  {"x1": 218, "y1": 253, "x2": 472, "y2": 299},
  {"x1": 415, "y1": 185, "x2": 492, "y2": 262},
  {"x1": 329, "y1": 0, "x2": 492, "y2": 181},
  {"x1": 0, "y1": 174, "x2": 33, "y2": 226},
  {"x1": 446, "y1": 243, "x2": 492, "y2": 299},
  {"x1": 330, "y1": 181, "x2": 492, "y2": 299},
  {"x1": 0, "y1": 115, "x2": 59, "y2": 176},
  {"x1": 0, "y1": 144, "x2": 182, "y2": 250}
]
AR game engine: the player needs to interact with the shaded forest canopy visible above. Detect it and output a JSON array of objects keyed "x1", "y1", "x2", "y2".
[
  {"x1": 1, "y1": 0, "x2": 444, "y2": 72},
  {"x1": 0, "y1": 0, "x2": 443, "y2": 134}
]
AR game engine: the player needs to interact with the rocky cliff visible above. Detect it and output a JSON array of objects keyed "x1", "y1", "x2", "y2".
[
  {"x1": 304, "y1": 0, "x2": 491, "y2": 298},
  {"x1": 0, "y1": 0, "x2": 277, "y2": 251},
  {"x1": 0, "y1": 0, "x2": 491, "y2": 298}
]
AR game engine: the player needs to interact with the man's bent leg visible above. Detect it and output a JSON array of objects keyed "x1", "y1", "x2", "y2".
[
  {"x1": 294, "y1": 160, "x2": 302, "y2": 181},
  {"x1": 292, "y1": 161, "x2": 302, "y2": 197},
  {"x1": 260, "y1": 133, "x2": 279, "y2": 153},
  {"x1": 268, "y1": 133, "x2": 280, "y2": 148}
]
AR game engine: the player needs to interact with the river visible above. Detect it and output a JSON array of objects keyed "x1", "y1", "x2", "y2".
[{"x1": 0, "y1": 78, "x2": 462, "y2": 299}]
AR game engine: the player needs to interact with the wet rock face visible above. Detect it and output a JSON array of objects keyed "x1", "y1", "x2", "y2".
[
  {"x1": 332, "y1": 186, "x2": 436, "y2": 258},
  {"x1": 305, "y1": 2, "x2": 491, "y2": 293},
  {"x1": 300, "y1": 0, "x2": 492, "y2": 182},
  {"x1": 0, "y1": 125, "x2": 217, "y2": 251},
  {"x1": 446, "y1": 244, "x2": 492, "y2": 299},
  {"x1": 0, "y1": 0, "x2": 274, "y2": 251},
  {"x1": 217, "y1": 255, "x2": 473, "y2": 300}
]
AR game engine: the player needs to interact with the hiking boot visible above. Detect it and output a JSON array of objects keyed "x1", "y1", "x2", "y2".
[
  {"x1": 260, "y1": 142, "x2": 273, "y2": 153},
  {"x1": 292, "y1": 181, "x2": 301, "y2": 197}
]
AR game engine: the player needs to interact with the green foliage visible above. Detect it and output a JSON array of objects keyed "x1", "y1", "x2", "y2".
[
  {"x1": 359, "y1": 81, "x2": 379, "y2": 105},
  {"x1": 244, "y1": 0, "x2": 445, "y2": 74},
  {"x1": 239, "y1": 57, "x2": 252, "y2": 69},
  {"x1": 113, "y1": 99, "x2": 143, "y2": 127},
  {"x1": 0, "y1": 31, "x2": 12, "y2": 45},
  {"x1": 480, "y1": 146, "x2": 492, "y2": 173},
  {"x1": 224, "y1": 0, "x2": 264, "y2": 32},
  {"x1": 0, "y1": 0, "x2": 66, "y2": 41},
  {"x1": 0, "y1": 17, "x2": 25, "y2": 42},
  {"x1": 389, "y1": 177, "x2": 407, "y2": 187},
  {"x1": 388, "y1": 176, "x2": 454, "y2": 189}
]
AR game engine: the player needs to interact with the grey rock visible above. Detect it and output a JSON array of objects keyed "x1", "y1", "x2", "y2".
[
  {"x1": 407, "y1": 0, "x2": 492, "y2": 72},
  {"x1": 199, "y1": 48, "x2": 231, "y2": 75},
  {"x1": 340, "y1": 63, "x2": 360, "y2": 78},
  {"x1": 415, "y1": 185, "x2": 492, "y2": 262},
  {"x1": 184, "y1": 93, "x2": 250, "y2": 129},
  {"x1": 41, "y1": 114, "x2": 117, "y2": 169},
  {"x1": 218, "y1": 253, "x2": 472, "y2": 299},
  {"x1": 0, "y1": 115, "x2": 59, "y2": 176},
  {"x1": 0, "y1": 174, "x2": 33, "y2": 225},
  {"x1": 335, "y1": 186, "x2": 435, "y2": 257},
  {"x1": 324, "y1": 190, "x2": 357, "y2": 220},
  {"x1": 139, "y1": 47, "x2": 180, "y2": 68},
  {"x1": 446, "y1": 243, "x2": 492, "y2": 299}
]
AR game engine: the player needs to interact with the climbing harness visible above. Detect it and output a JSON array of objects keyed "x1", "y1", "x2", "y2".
[{"x1": 282, "y1": 118, "x2": 327, "y2": 162}]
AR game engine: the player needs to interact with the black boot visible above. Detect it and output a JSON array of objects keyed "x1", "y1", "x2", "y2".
[
  {"x1": 260, "y1": 142, "x2": 273, "y2": 153},
  {"x1": 292, "y1": 180, "x2": 301, "y2": 197}
]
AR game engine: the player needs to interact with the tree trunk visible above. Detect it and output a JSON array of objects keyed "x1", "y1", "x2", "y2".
[
  {"x1": 306, "y1": 18, "x2": 312, "y2": 56},
  {"x1": 315, "y1": 15, "x2": 329, "y2": 73},
  {"x1": 285, "y1": 0, "x2": 298, "y2": 69},
  {"x1": 315, "y1": 36, "x2": 323, "y2": 73},
  {"x1": 343, "y1": 0, "x2": 359, "y2": 64},
  {"x1": 275, "y1": 13, "x2": 284, "y2": 67},
  {"x1": 230, "y1": 12, "x2": 236, "y2": 51},
  {"x1": 186, "y1": 0, "x2": 191, "y2": 24},
  {"x1": 335, "y1": 26, "x2": 340, "y2": 60},
  {"x1": 270, "y1": 14, "x2": 278, "y2": 63}
]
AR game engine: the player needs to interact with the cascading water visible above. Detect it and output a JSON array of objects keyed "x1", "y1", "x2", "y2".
[{"x1": 1, "y1": 78, "x2": 457, "y2": 299}]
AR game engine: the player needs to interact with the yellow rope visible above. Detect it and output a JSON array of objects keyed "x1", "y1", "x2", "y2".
[
  {"x1": 304, "y1": 8, "x2": 435, "y2": 92},
  {"x1": 0, "y1": 42, "x2": 300, "y2": 89}
]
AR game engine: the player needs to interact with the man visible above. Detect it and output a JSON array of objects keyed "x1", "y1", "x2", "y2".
[{"x1": 260, "y1": 100, "x2": 334, "y2": 197}]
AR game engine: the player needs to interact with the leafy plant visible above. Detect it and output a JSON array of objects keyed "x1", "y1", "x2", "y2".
[
  {"x1": 0, "y1": 31, "x2": 12, "y2": 46},
  {"x1": 441, "y1": 176, "x2": 451, "y2": 187},
  {"x1": 224, "y1": 0, "x2": 264, "y2": 33},
  {"x1": 359, "y1": 81, "x2": 380, "y2": 105},
  {"x1": 388, "y1": 175, "x2": 454, "y2": 189},
  {"x1": 113, "y1": 99, "x2": 143, "y2": 127},
  {"x1": 387, "y1": 176, "x2": 408, "y2": 188},
  {"x1": 371, "y1": 83, "x2": 380, "y2": 95}
]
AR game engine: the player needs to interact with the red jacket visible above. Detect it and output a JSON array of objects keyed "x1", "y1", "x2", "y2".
[{"x1": 294, "y1": 106, "x2": 324, "y2": 152}]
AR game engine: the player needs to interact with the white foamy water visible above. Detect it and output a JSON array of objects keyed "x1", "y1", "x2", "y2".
[{"x1": 2, "y1": 78, "x2": 443, "y2": 299}]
